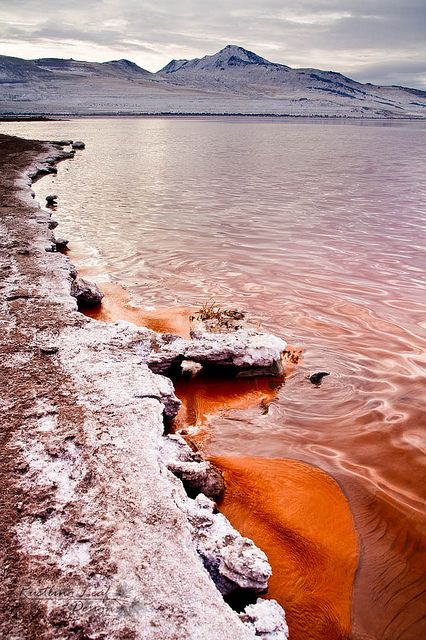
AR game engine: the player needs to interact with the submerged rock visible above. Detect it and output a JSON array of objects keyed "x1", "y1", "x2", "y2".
[
  {"x1": 308, "y1": 371, "x2": 330, "y2": 385},
  {"x1": 46, "y1": 194, "x2": 57, "y2": 206},
  {"x1": 70, "y1": 277, "x2": 103, "y2": 306}
]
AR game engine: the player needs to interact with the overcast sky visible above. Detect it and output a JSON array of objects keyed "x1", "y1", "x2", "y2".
[{"x1": 0, "y1": 0, "x2": 425, "y2": 88}]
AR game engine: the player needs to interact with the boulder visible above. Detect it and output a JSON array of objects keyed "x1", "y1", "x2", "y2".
[
  {"x1": 71, "y1": 141, "x2": 85, "y2": 150},
  {"x1": 54, "y1": 237, "x2": 68, "y2": 252},
  {"x1": 71, "y1": 278, "x2": 103, "y2": 306},
  {"x1": 46, "y1": 194, "x2": 57, "y2": 206}
]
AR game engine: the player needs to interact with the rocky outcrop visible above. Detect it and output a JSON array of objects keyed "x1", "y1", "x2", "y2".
[
  {"x1": 70, "y1": 277, "x2": 104, "y2": 305},
  {"x1": 176, "y1": 490, "x2": 272, "y2": 595},
  {"x1": 161, "y1": 434, "x2": 225, "y2": 498},
  {"x1": 143, "y1": 328, "x2": 286, "y2": 377}
]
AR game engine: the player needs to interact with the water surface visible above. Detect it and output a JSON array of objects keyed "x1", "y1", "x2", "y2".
[{"x1": 2, "y1": 117, "x2": 425, "y2": 639}]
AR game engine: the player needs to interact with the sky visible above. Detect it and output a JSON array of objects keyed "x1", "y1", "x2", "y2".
[{"x1": 0, "y1": 0, "x2": 425, "y2": 88}]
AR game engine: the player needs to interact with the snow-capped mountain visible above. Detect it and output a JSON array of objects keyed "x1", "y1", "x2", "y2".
[{"x1": 0, "y1": 45, "x2": 425, "y2": 118}]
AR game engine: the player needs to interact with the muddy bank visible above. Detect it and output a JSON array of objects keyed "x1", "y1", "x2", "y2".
[{"x1": 0, "y1": 134, "x2": 288, "y2": 639}]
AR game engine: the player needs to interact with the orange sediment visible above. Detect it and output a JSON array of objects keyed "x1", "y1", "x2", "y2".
[
  {"x1": 212, "y1": 456, "x2": 358, "y2": 640},
  {"x1": 82, "y1": 281, "x2": 196, "y2": 338}
]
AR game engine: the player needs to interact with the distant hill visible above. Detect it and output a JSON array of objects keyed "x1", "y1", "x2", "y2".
[{"x1": 0, "y1": 45, "x2": 425, "y2": 117}]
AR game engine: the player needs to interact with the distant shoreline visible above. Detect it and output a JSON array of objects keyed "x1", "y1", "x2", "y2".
[{"x1": 1, "y1": 112, "x2": 425, "y2": 122}]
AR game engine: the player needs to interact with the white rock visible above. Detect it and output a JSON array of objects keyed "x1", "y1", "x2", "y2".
[
  {"x1": 186, "y1": 329, "x2": 286, "y2": 375},
  {"x1": 178, "y1": 491, "x2": 272, "y2": 596},
  {"x1": 144, "y1": 329, "x2": 286, "y2": 376},
  {"x1": 161, "y1": 434, "x2": 224, "y2": 498},
  {"x1": 241, "y1": 599, "x2": 289, "y2": 639}
]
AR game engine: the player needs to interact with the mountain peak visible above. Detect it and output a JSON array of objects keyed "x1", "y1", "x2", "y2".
[
  {"x1": 208, "y1": 44, "x2": 272, "y2": 67},
  {"x1": 104, "y1": 59, "x2": 151, "y2": 74},
  {"x1": 160, "y1": 59, "x2": 190, "y2": 73},
  {"x1": 160, "y1": 44, "x2": 286, "y2": 75}
]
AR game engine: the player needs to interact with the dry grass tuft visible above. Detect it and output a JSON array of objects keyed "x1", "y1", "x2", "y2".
[{"x1": 190, "y1": 299, "x2": 246, "y2": 332}]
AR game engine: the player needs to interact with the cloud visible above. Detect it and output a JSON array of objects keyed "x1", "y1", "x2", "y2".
[{"x1": 0, "y1": 0, "x2": 425, "y2": 87}]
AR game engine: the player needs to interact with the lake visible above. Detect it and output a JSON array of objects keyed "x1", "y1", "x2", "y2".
[{"x1": 2, "y1": 117, "x2": 425, "y2": 639}]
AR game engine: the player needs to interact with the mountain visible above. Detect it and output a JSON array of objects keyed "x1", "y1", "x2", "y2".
[
  {"x1": 159, "y1": 45, "x2": 426, "y2": 110},
  {"x1": 27, "y1": 57, "x2": 151, "y2": 78},
  {"x1": 0, "y1": 46, "x2": 425, "y2": 118},
  {"x1": 160, "y1": 45, "x2": 286, "y2": 74}
]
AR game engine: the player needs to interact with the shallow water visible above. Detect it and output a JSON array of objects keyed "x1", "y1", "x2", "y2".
[{"x1": 2, "y1": 117, "x2": 425, "y2": 639}]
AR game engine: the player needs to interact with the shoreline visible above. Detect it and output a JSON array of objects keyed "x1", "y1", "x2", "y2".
[
  {"x1": 39, "y1": 144, "x2": 360, "y2": 640},
  {"x1": 0, "y1": 134, "x2": 289, "y2": 639},
  {"x1": 1, "y1": 113, "x2": 425, "y2": 122}
]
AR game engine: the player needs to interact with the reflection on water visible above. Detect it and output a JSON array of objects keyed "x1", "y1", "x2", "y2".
[{"x1": 2, "y1": 117, "x2": 425, "y2": 639}]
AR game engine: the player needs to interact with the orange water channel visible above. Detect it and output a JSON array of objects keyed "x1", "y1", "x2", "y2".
[{"x1": 3, "y1": 117, "x2": 425, "y2": 639}]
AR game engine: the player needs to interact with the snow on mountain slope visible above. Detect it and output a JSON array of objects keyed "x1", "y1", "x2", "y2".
[
  {"x1": 0, "y1": 46, "x2": 425, "y2": 117},
  {"x1": 33, "y1": 57, "x2": 152, "y2": 78},
  {"x1": 158, "y1": 45, "x2": 426, "y2": 116}
]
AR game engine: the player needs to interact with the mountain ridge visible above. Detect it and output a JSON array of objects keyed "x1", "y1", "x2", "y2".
[{"x1": 0, "y1": 44, "x2": 425, "y2": 117}]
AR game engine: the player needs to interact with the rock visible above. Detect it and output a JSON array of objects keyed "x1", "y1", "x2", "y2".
[
  {"x1": 184, "y1": 493, "x2": 272, "y2": 596},
  {"x1": 37, "y1": 166, "x2": 57, "y2": 176},
  {"x1": 71, "y1": 141, "x2": 85, "y2": 150},
  {"x1": 70, "y1": 278, "x2": 103, "y2": 306},
  {"x1": 144, "y1": 329, "x2": 286, "y2": 377},
  {"x1": 240, "y1": 599, "x2": 289, "y2": 639},
  {"x1": 181, "y1": 359, "x2": 203, "y2": 377},
  {"x1": 143, "y1": 333, "x2": 188, "y2": 374},
  {"x1": 134, "y1": 370, "x2": 181, "y2": 420},
  {"x1": 39, "y1": 345, "x2": 59, "y2": 355},
  {"x1": 50, "y1": 139, "x2": 73, "y2": 146},
  {"x1": 54, "y1": 237, "x2": 68, "y2": 252},
  {"x1": 161, "y1": 435, "x2": 224, "y2": 498},
  {"x1": 308, "y1": 371, "x2": 330, "y2": 385},
  {"x1": 48, "y1": 220, "x2": 58, "y2": 230},
  {"x1": 186, "y1": 329, "x2": 286, "y2": 376},
  {"x1": 46, "y1": 194, "x2": 57, "y2": 206}
]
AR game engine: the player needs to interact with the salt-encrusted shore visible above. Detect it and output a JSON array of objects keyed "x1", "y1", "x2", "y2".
[{"x1": 0, "y1": 134, "x2": 288, "y2": 639}]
